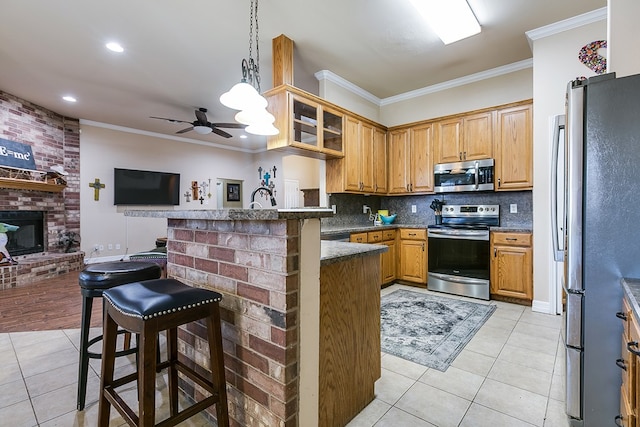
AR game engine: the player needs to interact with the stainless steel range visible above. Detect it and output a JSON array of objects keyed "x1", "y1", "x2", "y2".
[{"x1": 427, "y1": 204, "x2": 499, "y2": 300}]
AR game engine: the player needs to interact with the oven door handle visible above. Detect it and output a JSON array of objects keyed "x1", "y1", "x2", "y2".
[
  {"x1": 428, "y1": 229, "x2": 489, "y2": 241},
  {"x1": 429, "y1": 272, "x2": 488, "y2": 286}
]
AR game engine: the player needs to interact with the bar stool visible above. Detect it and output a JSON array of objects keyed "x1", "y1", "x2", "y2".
[
  {"x1": 77, "y1": 261, "x2": 162, "y2": 410},
  {"x1": 99, "y1": 278, "x2": 229, "y2": 427}
]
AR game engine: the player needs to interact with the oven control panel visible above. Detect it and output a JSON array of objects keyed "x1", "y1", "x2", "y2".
[{"x1": 442, "y1": 205, "x2": 499, "y2": 217}]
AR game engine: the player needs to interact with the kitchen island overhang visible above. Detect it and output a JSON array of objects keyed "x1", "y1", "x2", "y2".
[{"x1": 124, "y1": 208, "x2": 385, "y2": 427}]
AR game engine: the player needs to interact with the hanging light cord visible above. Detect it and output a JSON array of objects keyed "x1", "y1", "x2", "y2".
[{"x1": 242, "y1": 0, "x2": 261, "y2": 93}]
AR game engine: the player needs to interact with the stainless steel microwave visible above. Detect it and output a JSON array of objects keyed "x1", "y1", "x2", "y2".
[{"x1": 434, "y1": 158, "x2": 494, "y2": 193}]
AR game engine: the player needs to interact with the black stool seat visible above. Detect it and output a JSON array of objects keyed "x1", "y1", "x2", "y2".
[
  {"x1": 99, "y1": 279, "x2": 229, "y2": 426},
  {"x1": 77, "y1": 261, "x2": 162, "y2": 411},
  {"x1": 79, "y1": 261, "x2": 163, "y2": 296},
  {"x1": 103, "y1": 279, "x2": 222, "y2": 320}
]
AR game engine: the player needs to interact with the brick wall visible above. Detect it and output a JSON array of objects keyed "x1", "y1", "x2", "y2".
[
  {"x1": 166, "y1": 218, "x2": 300, "y2": 427},
  {"x1": 0, "y1": 90, "x2": 80, "y2": 252}
]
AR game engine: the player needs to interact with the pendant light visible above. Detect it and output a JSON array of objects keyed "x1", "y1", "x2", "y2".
[{"x1": 220, "y1": 0, "x2": 279, "y2": 136}]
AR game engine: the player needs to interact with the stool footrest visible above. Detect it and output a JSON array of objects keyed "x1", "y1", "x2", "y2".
[
  {"x1": 104, "y1": 385, "x2": 138, "y2": 426},
  {"x1": 87, "y1": 330, "x2": 138, "y2": 359}
]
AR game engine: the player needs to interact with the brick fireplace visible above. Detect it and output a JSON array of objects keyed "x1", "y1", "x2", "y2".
[{"x1": 0, "y1": 90, "x2": 83, "y2": 289}]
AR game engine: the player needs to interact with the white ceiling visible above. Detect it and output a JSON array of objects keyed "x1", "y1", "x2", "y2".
[{"x1": 0, "y1": 0, "x2": 606, "y2": 151}]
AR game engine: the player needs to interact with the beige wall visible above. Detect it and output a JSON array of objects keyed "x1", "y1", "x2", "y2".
[
  {"x1": 318, "y1": 78, "x2": 381, "y2": 123},
  {"x1": 380, "y1": 68, "x2": 533, "y2": 126},
  {"x1": 531, "y1": 20, "x2": 607, "y2": 311},
  {"x1": 80, "y1": 124, "x2": 282, "y2": 260},
  {"x1": 608, "y1": 0, "x2": 640, "y2": 76}
]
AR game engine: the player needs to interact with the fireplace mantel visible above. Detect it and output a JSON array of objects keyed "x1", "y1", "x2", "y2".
[{"x1": 0, "y1": 177, "x2": 66, "y2": 193}]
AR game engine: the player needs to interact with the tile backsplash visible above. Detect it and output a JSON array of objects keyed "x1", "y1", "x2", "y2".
[{"x1": 323, "y1": 191, "x2": 532, "y2": 229}]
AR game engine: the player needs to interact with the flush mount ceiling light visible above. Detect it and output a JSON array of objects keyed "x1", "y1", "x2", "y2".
[
  {"x1": 220, "y1": 0, "x2": 279, "y2": 136},
  {"x1": 62, "y1": 95, "x2": 77, "y2": 103},
  {"x1": 106, "y1": 42, "x2": 124, "y2": 53},
  {"x1": 409, "y1": 0, "x2": 481, "y2": 45}
]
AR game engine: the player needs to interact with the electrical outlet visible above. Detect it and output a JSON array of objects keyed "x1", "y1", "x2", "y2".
[
  {"x1": 93, "y1": 244, "x2": 99, "y2": 251},
  {"x1": 99, "y1": 244, "x2": 104, "y2": 251},
  {"x1": 332, "y1": 204, "x2": 336, "y2": 214},
  {"x1": 108, "y1": 244, "x2": 113, "y2": 250},
  {"x1": 411, "y1": 205, "x2": 417, "y2": 213},
  {"x1": 363, "y1": 205, "x2": 370, "y2": 214},
  {"x1": 115, "y1": 243, "x2": 121, "y2": 250},
  {"x1": 510, "y1": 204, "x2": 518, "y2": 213}
]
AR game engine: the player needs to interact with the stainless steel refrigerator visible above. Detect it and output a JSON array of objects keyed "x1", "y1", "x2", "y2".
[{"x1": 553, "y1": 72, "x2": 640, "y2": 426}]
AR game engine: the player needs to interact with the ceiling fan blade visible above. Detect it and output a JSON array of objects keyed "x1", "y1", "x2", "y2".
[
  {"x1": 212, "y1": 123, "x2": 247, "y2": 129},
  {"x1": 176, "y1": 127, "x2": 194, "y2": 134},
  {"x1": 195, "y1": 109, "x2": 208, "y2": 125},
  {"x1": 149, "y1": 116, "x2": 191, "y2": 124},
  {"x1": 211, "y1": 127, "x2": 233, "y2": 138}
]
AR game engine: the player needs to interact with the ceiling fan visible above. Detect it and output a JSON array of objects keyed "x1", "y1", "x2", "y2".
[{"x1": 150, "y1": 107, "x2": 245, "y2": 138}]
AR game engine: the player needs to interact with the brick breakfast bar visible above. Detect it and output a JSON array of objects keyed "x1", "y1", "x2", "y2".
[{"x1": 125, "y1": 208, "x2": 385, "y2": 427}]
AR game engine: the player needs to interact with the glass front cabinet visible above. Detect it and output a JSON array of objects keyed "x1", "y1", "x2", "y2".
[{"x1": 264, "y1": 85, "x2": 344, "y2": 159}]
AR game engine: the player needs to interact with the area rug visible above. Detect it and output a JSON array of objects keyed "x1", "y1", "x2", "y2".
[{"x1": 381, "y1": 289, "x2": 496, "y2": 371}]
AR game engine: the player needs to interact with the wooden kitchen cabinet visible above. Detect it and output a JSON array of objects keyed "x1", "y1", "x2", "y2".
[
  {"x1": 494, "y1": 102, "x2": 533, "y2": 190},
  {"x1": 490, "y1": 231, "x2": 533, "y2": 302},
  {"x1": 350, "y1": 230, "x2": 397, "y2": 285},
  {"x1": 326, "y1": 116, "x2": 387, "y2": 194},
  {"x1": 398, "y1": 229, "x2": 427, "y2": 284},
  {"x1": 264, "y1": 85, "x2": 344, "y2": 159},
  {"x1": 387, "y1": 124, "x2": 433, "y2": 195},
  {"x1": 619, "y1": 297, "x2": 639, "y2": 427},
  {"x1": 434, "y1": 111, "x2": 493, "y2": 164}
]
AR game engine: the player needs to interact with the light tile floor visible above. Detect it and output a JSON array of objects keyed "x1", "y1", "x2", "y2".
[
  {"x1": 347, "y1": 284, "x2": 568, "y2": 427},
  {"x1": 0, "y1": 283, "x2": 568, "y2": 427}
]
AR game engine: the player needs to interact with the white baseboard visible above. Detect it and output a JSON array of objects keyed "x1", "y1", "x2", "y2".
[
  {"x1": 84, "y1": 255, "x2": 124, "y2": 264},
  {"x1": 532, "y1": 299, "x2": 554, "y2": 314}
]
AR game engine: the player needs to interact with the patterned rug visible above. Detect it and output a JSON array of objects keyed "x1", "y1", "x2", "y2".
[{"x1": 381, "y1": 289, "x2": 496, "y2": 371}]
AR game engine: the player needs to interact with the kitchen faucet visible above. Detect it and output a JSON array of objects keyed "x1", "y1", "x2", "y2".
[{"x1": 250, "y1": 187, "x2": 277, "y2": 209}]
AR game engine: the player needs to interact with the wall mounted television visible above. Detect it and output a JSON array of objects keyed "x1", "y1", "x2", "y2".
[{"x1": 113, "y1": 168, "x2": 180, "y2": 205}]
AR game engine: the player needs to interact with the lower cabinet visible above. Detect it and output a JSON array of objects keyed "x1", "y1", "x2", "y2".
[
  {"x1": 490, "y1": 231, "x2": 532, "y2": 302},
  {"x1": 398, "y1": 229, "x2": 427, "y2": 284},
  {"x1": 351, "y1": 230, "x2": 397, "y2": 285},
  {"x1": 618, "y1": 297, "x2": 638, "y2": 427}
]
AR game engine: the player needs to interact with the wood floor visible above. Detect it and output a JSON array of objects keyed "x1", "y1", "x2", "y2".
[{"x1": 0, "y1": 271, "x2": 102, "y2": 333}]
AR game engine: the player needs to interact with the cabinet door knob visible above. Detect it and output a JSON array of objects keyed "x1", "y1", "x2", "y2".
[
  {"x1": 494, "y1": 248, "x2": 497, "y2": 257},
  {"x1": 616, "y1": 311, "x2": 628, "y2": 321},
  {"x1": 498, "y1": 178, "x2": 501, "y2": 187},
  {"x1": 459, "y1": 152, "x2": 462, "y2": 160},
  {"x1": 615, "y1": 415, "x2": 624, "y2": 427},
  {"x1": 463, "y1": 151, "x2": 467, "y2": 160},
  {"x1": 616, "y1": 358, "x2": 628, "y2": 371}
]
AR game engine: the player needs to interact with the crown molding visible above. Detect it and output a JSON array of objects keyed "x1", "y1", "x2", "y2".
[
  {"x1": 314, "y1": 70, "x2": 382, "y2": 106},
  {"x1": 525, "y1": 7, "x2": 607, "y2": 46},
  {"x1": 79, "y1": 119, "x2": 266, "y2": 154},
  {"x1": 380, "y1": 59, "x2": 533, "y2": 106}
]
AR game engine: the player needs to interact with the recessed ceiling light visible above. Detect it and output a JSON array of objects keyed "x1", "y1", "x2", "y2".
[
  {"x1": 62, "y1": 96, "x2": 77, "y2": 103},
  {"x1": 106, "y1": 42, "x2": 124, "y2": 53}
]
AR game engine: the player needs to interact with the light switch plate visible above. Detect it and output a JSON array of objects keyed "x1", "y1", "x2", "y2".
[
  {"x1": 411, "y1": 205, "x2": 417, "y2": 213},
  {"x1": 510, "y1": 204, "x2": 518, "y2": 213}
]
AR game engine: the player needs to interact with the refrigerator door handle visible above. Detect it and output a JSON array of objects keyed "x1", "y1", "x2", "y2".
[
  {"x1": 551, "y1": 114, "x2": 565, "y2": 262},
  {"x1": 565, "y1": 82, "x2": 585, "y2": 292}
]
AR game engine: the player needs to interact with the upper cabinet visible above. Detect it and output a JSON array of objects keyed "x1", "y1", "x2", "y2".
[
  {"x1": 387, "y1": 123, "x2": 434, "y2": 195},
  {"x1": 264, "y1": 85, "x2": 344, "y2": 159},
  {"x1": 434, "y1": 111, "x2": 493, "y2": 164},
  {"x1": 494, "y1": 103, "x2": 533, "y2": 191},
  {"x1": 326, "y1": 115, "x2": 387, "y2": 194}
]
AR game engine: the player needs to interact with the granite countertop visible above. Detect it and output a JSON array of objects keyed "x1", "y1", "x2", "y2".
[
  {"x1": 490, "y1": 226, "x2": 533, "y2": 233},
  {"x1": 124, "y1": 208, "x2": 334, "y2": 220},
  {"x1": 320, "y1": 240, "x2": 387, "y2": 266},
  {"x1": 622, "y1": 278, "x2": 640, "y2": 319}
]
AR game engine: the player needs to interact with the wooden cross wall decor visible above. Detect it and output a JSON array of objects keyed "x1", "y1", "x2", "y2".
[{"x1": 89, "y1": 178, "x2": 105, "y2": 201}]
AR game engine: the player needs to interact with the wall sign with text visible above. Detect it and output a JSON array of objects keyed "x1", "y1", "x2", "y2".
[{"x1": 0, "y1": 138, "x2": 36, "y2": 170}]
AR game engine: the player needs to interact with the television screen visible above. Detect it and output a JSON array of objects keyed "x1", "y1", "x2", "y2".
[{"x1": 113, "y1": 168, "x2": 180, "y2": 205}]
